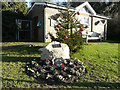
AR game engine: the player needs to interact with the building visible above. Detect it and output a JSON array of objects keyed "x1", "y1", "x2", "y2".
[{"x1": 16, "y1": 1, "x2": 110, "y2": 42}]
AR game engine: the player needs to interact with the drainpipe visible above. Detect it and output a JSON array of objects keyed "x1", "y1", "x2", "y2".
[
  {"x1": 16, "y1": 19, "x2": 18, "y2": 41},
  {"x1": 43, "y1": 6, "x2": 45, "y2": 42},
  {"x1": 91, "y1": 16, "x2": 93, "y2": 32}
]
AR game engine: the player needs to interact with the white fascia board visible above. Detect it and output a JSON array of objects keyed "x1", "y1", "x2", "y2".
[
  {"x1": 47, "y1": 3, "x2": 67, "y2": 10},
  {"x1": 75, "y1": 1, "x2": 96, "y2": 15},
  {"x1": 75, "y1": 1, "x2": 87, "y2": 10},
  {"x1": 46, "y1": 3, "x2": 75, "y2": 12},
  {"x1": 26, "y1": 3, "x2": 46, "y2": 15},
  {"x1": 26, "y1": 2, "x2": 75, "y2": 15},
  {"x1": 85, "y1": 2, "x2": 96, "y2": 15},
  {"x1": 93, "y1": 15, "x2": 111, "y2": 19}
]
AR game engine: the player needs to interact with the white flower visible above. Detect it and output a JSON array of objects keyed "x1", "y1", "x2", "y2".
[
  {"x1": 69, "y1": 62, "x2": 73, "y2": 65},
  {"x1": 29, "y1": 45, "x2": 32, "y2": 47},
  {"x1": 36, "y1": 71, "x2": 40, "y2": 76},
  {"x1": 31, "y1": 69, "x2": 34, "y2": 73},
  {"x1": 68, "y1": 75, "x2": 71, "y2": 78},
  {"x1": 64, "y1": 60, "x2": 67, "y2": 64},
  {"x1": 46, "y1": 73, "x2": 51, "y2": 79},
  {"x1": 32, "y1": 61, "x2": 35, "y2": 64},
  {"x1": 58, "y1": 75, "x2": 63, "y2": 80},
  {"x1": 79, "y1": 68, "x2": 82, "y2": 71},
  {"x1": 27, "y1": 68, "x2": 30, "y2": 70},
  {"x1": 36, "y1": 71, "x2": 39, "y2": 74},
  {"x1": 78, "y1": 59, "x2": 81, "y2": 63},
  {"x1": 34, "y1": 75, "x2": 36, "y2": 78},
  {"x1": 82, "y1": 67, "x2": 86, "y2": 72},
  {"x1": 62, "y1": 78, "x2": 65, "y2": 81},
  {"x1": 52, "y1": 57, "x2": 55, "y2": 65}
]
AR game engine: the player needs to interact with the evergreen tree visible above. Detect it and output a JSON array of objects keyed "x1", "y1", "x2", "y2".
[{"x1": 49, "y1": 6, "x2": 85, "y2": 53}]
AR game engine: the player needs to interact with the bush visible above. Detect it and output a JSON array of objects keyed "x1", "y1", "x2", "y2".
[
  {"x1": 2, "y1": 10, "x2": 26, "y2": 41},
  {"x1": 107, "y1": 18, "x2": 120, "y2": 41}
]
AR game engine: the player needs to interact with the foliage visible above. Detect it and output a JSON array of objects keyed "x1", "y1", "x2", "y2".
[
  {"x1": 2, "y1": 2, "x2": 27, "y2": 15},
  {"x1": 107, "y1": 18, "x2": 120, "y2": 41},
  {"x1": 49, "y1": 6, "x2": 85, "y2": 53},
  {"x1": 26, "y1": 58, "x2": 86, "y2": 83},
  {"x1": 2, "y1": 2, "x2": 28, "y2": 41},
  {"x1": 70, "y1": 2, "x2": 120, "y2": 17}
]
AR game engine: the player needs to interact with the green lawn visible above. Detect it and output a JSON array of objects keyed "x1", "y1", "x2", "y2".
[
  {"x1": 1, "y1": 42, "x2": 120, "y2": 88},
  {"x1": 72, "y1": 43, "x2": 119, "y2": 83}
]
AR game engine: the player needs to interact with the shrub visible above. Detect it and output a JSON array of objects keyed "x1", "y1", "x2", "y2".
[{"x1": 107, "y1": 17, "x2": 120, "y2": 41}]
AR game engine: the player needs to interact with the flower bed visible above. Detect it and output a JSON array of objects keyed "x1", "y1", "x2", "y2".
[{"x1": 26, "y1": 58, "x2": 86, "y2": 83}]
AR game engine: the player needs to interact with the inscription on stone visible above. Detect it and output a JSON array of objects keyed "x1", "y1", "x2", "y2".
[
  {"x1": 52, "y1": 44, "x2": 61, "y2": 48},
  {"x1": 39, "y1": 41, "x2": 70, "y2": 60}
]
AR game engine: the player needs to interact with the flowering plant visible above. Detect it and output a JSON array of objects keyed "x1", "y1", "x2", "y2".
[{"x1": 26, "y1": 58, "x2": 86, "y2": 83}]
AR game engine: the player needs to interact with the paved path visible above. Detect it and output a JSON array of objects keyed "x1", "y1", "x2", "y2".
[
  {"x1": 1, "y1": 44, "x2": 31, "y2": 50},
  {"x1": 1, "y1": 42, "x2": 105, "y2": 50},
  {"x1": 1, "y1": 43, "x2": 45, "y2": 50}
]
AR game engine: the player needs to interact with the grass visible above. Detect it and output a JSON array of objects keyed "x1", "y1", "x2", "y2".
[
  {"x1": 72, "y1": 43, "x2": 119, "y2": 83},
  {"x1": 1, "y1": 42, "x2": 120, "y2": 88}
]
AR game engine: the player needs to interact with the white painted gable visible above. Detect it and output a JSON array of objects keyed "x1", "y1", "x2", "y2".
[
  {"x1": 75, "y1": 2, "x2": 96, "y2": 25},
  {"x1": 75, "y1": 1, "x2": 96, "y2": 15}
]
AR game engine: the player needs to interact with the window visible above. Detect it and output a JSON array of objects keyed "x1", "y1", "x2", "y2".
[
  {"x1": 95, "y1": 21, "x2": 100, "y2": 25},
  {"x1": 50, "y1": 19, "x2": 57, "y2": 26},
  {"x1": 78, "y1": 15, "x2": 89, "y2": 25}
]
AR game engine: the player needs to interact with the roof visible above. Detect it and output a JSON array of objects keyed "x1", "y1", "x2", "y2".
[
  {"x1": 26, "y1": 2, "x2": 75, "y2": 15},
  {"x1": 92, "y1": 14, "x2": 111, "y2": 19},
  {"x1": 75, "y1": 1, "x2": 96, "y2": 15},
  {"x1": 26, "y1": 1, "x2": 110, "y2": 19}
]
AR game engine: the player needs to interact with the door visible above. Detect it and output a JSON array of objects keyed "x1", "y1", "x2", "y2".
[
  {"x1": 32, "y1": 16, "x2": 38, "y2": 41},
  {"x1": 16, "y1": 19, "x2": 32, "y2": 41}
]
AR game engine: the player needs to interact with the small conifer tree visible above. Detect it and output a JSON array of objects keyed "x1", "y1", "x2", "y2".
[{"x1": 49, "y1": 6, "x2": 85, "y2": 53}]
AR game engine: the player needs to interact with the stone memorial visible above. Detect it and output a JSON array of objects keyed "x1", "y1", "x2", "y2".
[{"x1": 39, "y1": 41, "x2": 70, "y2": 60}]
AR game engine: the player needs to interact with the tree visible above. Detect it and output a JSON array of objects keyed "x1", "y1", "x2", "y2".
[
  {"x1": 2, "y1": 2, "x2": 27, "y2": 15},
  {"x1": 2, "y1": 2, "x2": 28, "y2": 41},
  {"x1": 49, "y1": 6, "x2": 85, "y2": 53},
  {"x1": 70, "y1": 1, "x2": 120, "y2": 17}
]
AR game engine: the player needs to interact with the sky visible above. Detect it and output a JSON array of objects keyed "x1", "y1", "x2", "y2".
[
  {"x1": 25, "y1": 0, "x2": 69, "y2": 8},
  {"x1": 25, "y1": 0, "x2": 32, "y2": 8},
  {"x1": 25, "y1": 0, "x2": 110, "y2": 8}
]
